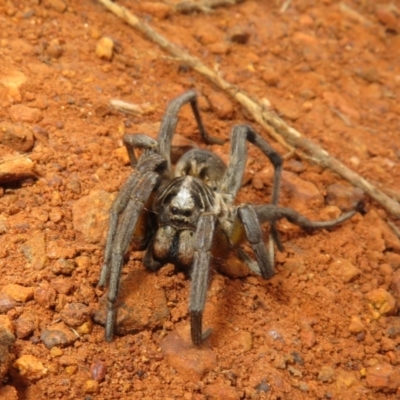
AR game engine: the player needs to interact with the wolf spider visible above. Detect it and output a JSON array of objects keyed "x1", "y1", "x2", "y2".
[{"x1": 98, "y1": 90, "x2": 356, "y2": 345}]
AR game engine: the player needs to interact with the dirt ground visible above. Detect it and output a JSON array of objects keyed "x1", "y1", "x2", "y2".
[{"x1": 0, "y1": 0, "x2": 400, "y2": 399}]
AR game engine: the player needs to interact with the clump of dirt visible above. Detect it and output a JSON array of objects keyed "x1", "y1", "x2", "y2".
[{"x1": 0, "y1": 1, "x2": 400, "y2": 399}]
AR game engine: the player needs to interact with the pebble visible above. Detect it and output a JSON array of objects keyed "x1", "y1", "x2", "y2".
[
  {"x1": 235, "y1": 330, "x2": 253, "y2": 352},
  {"x1": 51, "y1": 276, "x2": 73, "y2": 295},
  {"x1": 204, "y1": 384, "x2": 240, "y2": 400},
  {"x1": 0, "y1": 154, "x2": 36, "y2": 184},
  {"x1": 365, "y1": 288, "x2": 397, "y2": 318},
  {"x1": 90, "y1": 359, "x2": 107, "y2": 382},
  {"x1": 9, "y1": 105, "x2": 42, "y2": 124},
  {"x1": 50, "y1": 347, "x2": 63, "y2": 357},
  {"x1": 0, "y1": 122, "x2": 34, "y2": 152},
  {"x1": 95, "y1": 37, "x2": 114, "y2": 61},
  {"x1": 228, "y1": 26, "x2": 251, "y2": 44},
  {"x1": 327, "y1": 258, "x2": 360, "y2": 283},
  {"x1": 2, "y1": 284, "x2": 34, "y2": 303},
  {"x1": 15, "y1": 315, "x2": 34, "y2": 339},
  {"x1": 51, "y1": 258, "x2": 76, "y2": 276},
  {"x1": 335, "y1": 369, "x2": 358, "y2": 390},
  {"x1": 325, "y1": 184, "x2": 364, "y2": 212},
  {"x1": 0, "y1": 386, "x2": 18, "y2": 400},
  {"x1": 207, "y1": 92, "x2": 234, "y2": 120},
  {"x1": 139, "y1": 1, "x2": 170, "y2": 19},
  {"x1": 365, "y1": 362, "x2": 399, "y2": 391},
  {"x1": 60, "y1": 303, "x2": 90, "y2": 328},
  {"x1": 0, "y1": 323, "x2": 16, "y2": 381},
  {"x1": 318, "y1": 365, "x2": 335, "y2": 382},
  {"x1": 14, "y1": 355, "x2": 48, "y2": 380},
  {"x1": 94, "y1": 269, "x2": 169, "y2": 335},
  {"x1": 84, "y1": 380, "x2": 100, "y2": 394},
  {"x1": 0, "y1": 293, "x2": 17, "y2": 313},
  {"x1": 72, "y1": 190, "x2": 115, "y2": 244},
  {"x1": 45, "y1": 0, "x2": 67, "y2": 13},
  {"x1": 300, "y1": 328, "x2": 316, "y2": 349},
  {"x1": 281, "y1": 171, "x2": 324, "y2": 207},
  {"x1": 20, "y1": 232, "x2": 48, "y2": 270},
  {"x1": 375, "y1": 6, "x2": 399, "y2": 32},
  {"x1": 261, "y1": 68, "x2": 280, "y2": 86},
  {"x1": 161, "y1": 326, "x2": 217, "y2": 381},
  {"x1": 348, "y1": 315, "x2": 365, "y2": 334},
  {"x1": 41, "y1": 321, "x2": 78, "y2": 349}
]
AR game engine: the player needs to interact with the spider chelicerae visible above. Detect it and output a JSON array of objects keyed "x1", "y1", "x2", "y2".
[{"x1": 98, "y1": 90, "x2": 356, "y2": 345}]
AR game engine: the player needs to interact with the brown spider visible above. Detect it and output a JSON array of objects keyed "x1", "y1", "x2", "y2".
[{"x1": 98, "y1": 90, "x2": 357, "y2": 345}]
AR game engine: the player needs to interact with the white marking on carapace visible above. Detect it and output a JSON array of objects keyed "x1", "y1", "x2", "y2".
[{"x1": 171, "y1": 176, "x2": 195, "y2": 210}]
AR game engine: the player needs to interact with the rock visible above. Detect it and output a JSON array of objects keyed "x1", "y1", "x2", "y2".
[
  {"x1": 9, "y1": 104, "x2": 42, "y2": 123},
  {"x1": 300, "y1": 328, "x2": 316, "y2": 349},
  {"x1": 15, "y1": 315, "x2": 34, "y2": 339},
  {"x1": 50, "y1": 347, "x2": 63, "y2": 357},
  {"x1": 0, "y1": 323, "x2": 16, "y2": 381},
  {"x1": 161, "y1": 326, "x2": 217, "y2": 381},
  {"x1": 0, "y1": 386, "x2": 18, "y2": 400},
  {"x1": 365, "y1": 288, "x2": 397, "y2": 318},
  {"x1": 255, "y1": 379, "x2": 270, "y2": 393},
  {"x1": 44, "y1": 0, "x2": 67, "y2": 13},
  {"x1": 281, "y1": 171, "x2": 324, "y2": 207},
  {"x1": 326, "y1": 184, "x2": 364, "y2": 212},
  {"x1": 46, "y1": 39, "x2": 63, "y2": 59},
  {"x1": 14, "y1": 355, "x2": 48, "y2": 381},
  {"x1": 51, "y1": 276, "x2": 73, "y2": 294},
  {"x1": 95, "y1": 37, "x2": 114, "y2": 61},
  {"x1": 207, "y1": 92, "x2": 234, "y2": 120},
  {"x1": 235, "y1": 331, "x2": 253, "y2": 352},
  {"x1": 72, "y1": 190, "x2": 115, "y2": 244},
  {"x1": 94, "y1": 269, "x2": 169, "y2": 335},
  {"x1": 318, "y1": 365, "x2": 335, "y2": 382},
  {"x1": 84, "y1": 380, "x2": 100, "y2": 394},
  {"x1": 348, "y1": 316, "x2": 365, "y2": 334},
  {"x1": 139, "y1": 2, "x2": 170, "y2": 19},
  {"x1": 0, "y1": 122, "x2": 34, "y2": 152},
  {"x1": 0, "y1": 293, "x2": 17, "y2": 313},
  {"x1": 375, "y1": 6, "x2": 399, "y2": 32},
  {"x1": 90, "y1": 359, "x2": 107, "y2": 382},
  {"x1": 228, "y1": 26, "x2": 251, "y2": 44},
  {"x1": 51, "y1": 258, "x2": 76, "y2": 276},
  {"x1": 2, "y1": 284, "x2": 34, "y2": 303},
  {"x1": 204, "y1": 384, "x2": 240, "y2": 400},
  {"x1": 365, "y1": 362, "x2": 399, "y2": 391},
  {"x1": 261, "y1": 68, "x2": 280, "y2": 86},
  {"x1": 20, "y1": 232, "x2": 48, "y2": 270},
  {"x1": 0, "y1": 154, "x2": 36, "y2": 184},
  {"x1": 328, "y1": 258, "x2": 360, "y2": 283},
  {"x1": 335, "y1": 369, "x2": 358, "y2": 390},
  {"x1": 60, "y1": 303, "x2": 90, "y2": 328},
  {"x1": 41, "y1": 321, "x2": 78, "y2": 349}
]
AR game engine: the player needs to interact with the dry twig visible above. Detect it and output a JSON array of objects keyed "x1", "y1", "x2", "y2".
[
  {"x1": 174, "y1": 0, "x2": 244, "y2": 13},
  {"x1": 96, "y1": 0, "x2": 400, "y2": 219}
]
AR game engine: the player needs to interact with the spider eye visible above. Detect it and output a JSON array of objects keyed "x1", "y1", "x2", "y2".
[{"x1": 171, "y1": 206, "x2": 179, "y2": 215}]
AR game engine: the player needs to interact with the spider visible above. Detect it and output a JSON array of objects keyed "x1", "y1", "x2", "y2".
[{"x1": 98, "y1": 90, "x2": 357, "y2": 345}]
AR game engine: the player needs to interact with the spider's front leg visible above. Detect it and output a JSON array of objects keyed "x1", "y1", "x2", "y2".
[{"x1": 189, "y1": 213, "x2": 216, "y2": 345}]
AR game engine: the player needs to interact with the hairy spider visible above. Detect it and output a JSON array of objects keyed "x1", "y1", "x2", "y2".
[{"x1": 98, "y1": 90, "x2": 356, "y2": 345}]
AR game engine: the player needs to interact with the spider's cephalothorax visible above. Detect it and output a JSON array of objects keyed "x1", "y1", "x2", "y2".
[{"x1": 98, "y1": 90, "x2": 357, "y2": 345}]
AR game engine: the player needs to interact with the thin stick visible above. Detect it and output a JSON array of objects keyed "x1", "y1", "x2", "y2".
[
  {"x1": 175, "y1": 0, "x2": 244, "y2": 13},
  {"x1": 96, "y1": 0, "x2": 400, "y2": 219}
]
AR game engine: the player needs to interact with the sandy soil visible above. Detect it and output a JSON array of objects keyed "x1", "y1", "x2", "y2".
[{"x1": 0, "y1": 0, "x2": 400, "y2": 399}]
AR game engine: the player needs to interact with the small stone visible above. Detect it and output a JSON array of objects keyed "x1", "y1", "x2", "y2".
[
  {"x1": 51, "y1": 258, "x2": 76, "y2": 275},
  {"x1": 375, "y1": 6, "x2": 399, "y2": 32},
  {"x1": 335, "y1": 369, "x2": 358, "y2": 390},
  {"x1": 326, "y1": 184, "x2": 364, "y2": 212},
  {"x1": 298, "y1": 381, "x2": 308, "y2": 392},
  {"x1": 9, "y1": 105, "x2": 42, "y2": 124},
  {"x1": 0, "y1": 324, "x2": 16, "y2": 381},
  {"x1": 282, "y1": 171, "x2": 324, "y2": 207},
  {"x1": 50, "y1": 347, "x2": 63, "y2": 357},
  {"x1": 252, "y1": 176, "x2": 264, "y2": 190},
  {"x1": 139, "y1": 1, "x2": 170, "y2": 19},
  {"x1": 72, "y1": 190, "x2": 115, "y2": 244},
  {"x1": 348, "y1": 316, "x2": 365, "y2": 334},
  {"x1": 15, "y1": 315, "x2": 34, "y2": 339},
  {"x1": 255, "y1": 380, "x2": 270, "y2": 393},
  {"x1": 161, "y1": 326, "x2": 217, "y2": 381},
  {"x1": 228, "y1": 26, "x2": 251, "y2": 44},
  {"x1": 21, "y1": 232, "x2": 48, "y2": 270},
  {"x1": 76, "y1": 320, "x2": 93, "y2": 335},
  {"x1": 0, "y1": 122, "x2": 34, "y2": 152},
  {"x1": 90, "y1": 359, "x2": 107, "y2": 382},
  {"x1": 328, "y1": 258, "x2": 360, "y2": 283},
  {"x1": 235, "y1": 331, "x2": 253, "y2": 352},
  {"x1": 51, "y1": 276, "x2": 73, "y2": 295},
  {"x1": 45, "y1": 0, "x2": 67, "y2": 13},
  {"x1": 288, "y1": 366, "x2": 302, "y2": 378},
  {"x1": 14, "y1": 355, "x2": 48, "y2": 381},
  {"x1": 94, "y1": 269, "x2": 169, "y2": 335},
  {"x1": 2, "y1": 284, "x2": 34, "y2": 303},
  {"x1": 318, "y1": 366, "x2": 335, "y2": 382},
  {"x1": 365, "y1": 288, "x2": 397, "y2": 318},
  {"x1": 46, "y1": 39, "x2": 63, "y2": 59},
  {"x1": 0, "y1": 154, "x2": 36, "y2": 184},
  {"x1": 60, "y1": 303, "x2": 90, "y2": 328},
  {"x1": 95, "y1": 37, "x2": 114, "y2": 61},
  {"x1": 0, "y1": 293, "x2": 17, "y2": 313},
  {"x1": 0, "y1": 386, "x2": 18, "y2": 400},
  {"x1": 65, "y1": 365, "x2": 78, "y2": 375},
  {"x1": 261, "y1": 68, "x2": 280, "y2": 86},
  {"x1": 365, "y1": 362, "x2": 398, "y2": 391},
  {"x1": 40, "y1": 321, "x2": 78, "y2": 349},
  {"x1": 204, "y1": 384, "x2": 240, "y2": 400},
  {"x1": 84, "y1": 380, "x2": 100, "y2": 394},
  {"x1": 300, "y1": 328, "x2": 316, "y2": 349},
  {"x1": 207, "y1": 92, "x2": 234, "y2": 120}
]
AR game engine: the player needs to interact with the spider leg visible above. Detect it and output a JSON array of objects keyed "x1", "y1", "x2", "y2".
[
  {"x1": 189, "y1": 213, "x2": 216, "y2": 345},
  {"x1": 99, "y1": 153, "x2": 167, "y2": 288},
  {"x1": 158, "y1": 90, "x2": 224, "y2": 172},
  {"x1": 254, "y1": 204, "x2": 357, "y2": 230},
  {"x1": 122, "y1": 134, "x2": 158, "y2": 168},
  {"x1": 237, "y1": 205, "x2": 275, "y2": 279},
  {"x1": 104, "y1": 170, "x2": 162, "y2": 342}
]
